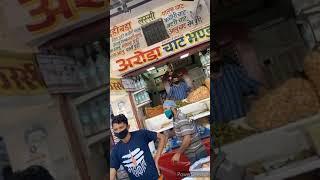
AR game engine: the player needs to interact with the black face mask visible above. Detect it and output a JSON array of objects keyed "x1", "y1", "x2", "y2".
[{"x1": 114, "y1": 128, "x2": 129, "y2": 139}]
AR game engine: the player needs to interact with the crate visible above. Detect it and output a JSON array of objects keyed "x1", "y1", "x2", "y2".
[{"x1": 145, "y1": 106, "x2": 164, "y2": 118}]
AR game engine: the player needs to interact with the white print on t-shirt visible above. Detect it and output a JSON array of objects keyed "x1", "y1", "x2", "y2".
[{"x1": 122, "y1": 148, "x2": 147, "y2": 177}]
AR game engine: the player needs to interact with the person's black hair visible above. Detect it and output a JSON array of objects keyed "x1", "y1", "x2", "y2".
[
  {"x1": 2, "y1": 166, "x2": 13, "y2": 180},
  {"x1": 111, "y1": 114, "x2": 128, "y2": 126},
  {"x1": 15, "y1": 165, "x2": 54, "y2": 180}
]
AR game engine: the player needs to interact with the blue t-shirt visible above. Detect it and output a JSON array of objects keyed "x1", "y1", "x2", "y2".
[{"x1": 111, "y1": 130, "x2": 158, "y2": 180}]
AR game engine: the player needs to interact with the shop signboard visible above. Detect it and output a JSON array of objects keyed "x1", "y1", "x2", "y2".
[
  {"x1": 110, "y1": 0, "x2": 210, "y2": 77},
  {"x1": 36, "y1": 54, "x2": 82, "y2": 93},
  {"x1": 111, "y1": 24, "x2": 210, "y2": 76},
  {"x1": 110, "y1": 78, "x2": 125, "y2": 92},
  {"x1": 3, "y1": 0, "x2": 107, "y2": 45},
  {"x1": 0, "y1": 56, "x2": 47, "y2": 96}
]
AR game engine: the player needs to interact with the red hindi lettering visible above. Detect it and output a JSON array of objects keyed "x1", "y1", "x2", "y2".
[
  {"x1": 116, "y1": 59, "x2": 130, "y2": 72},
  {"x1": 18, "y1": 0, "x2": 74, "y2": 32},
  {"x1": 75, "y1": 0, "x2": 105, "y2": 8}
]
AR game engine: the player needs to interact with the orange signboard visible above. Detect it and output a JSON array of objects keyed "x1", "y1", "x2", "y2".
[{"x1": 0, "y1": 57, "x2": 47, "y2": 95}]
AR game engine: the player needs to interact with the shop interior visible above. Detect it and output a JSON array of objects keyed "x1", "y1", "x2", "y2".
[
  {"x1": 142, "y1": 51, "x2": 207, "y2": 105},
  {"x1": 124, "y1": 45, "x2": 210, "y2": 116},
  {"x1": 120, "y1": 44, "x2": 211, "y2": 161},
  {"x1": 211, "y1": 0, "x2": 320, "y2": 179},
  {"x1": 39, "y1": 33, "x2": 109, "y2": 180},
  {"x1": 111, "y1": 44, "x2": 211, "y2": 180}
]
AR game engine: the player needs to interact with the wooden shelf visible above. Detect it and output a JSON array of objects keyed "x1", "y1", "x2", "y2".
[
  {"x1": 132, "y1": 87, "x2": 147, "y2": 95},
  {"x1": 72, "y1": 86, "x2": 108, "y2": 105},
  {"x1": 87, "y1": 130, "x2": 110, "y2": 146},
  {"x1": 255, "y1": 156, "x2": 320, "y2": 180},
  {"x1": 136, "y1": 100, "x2": 152, "y2": 108}
]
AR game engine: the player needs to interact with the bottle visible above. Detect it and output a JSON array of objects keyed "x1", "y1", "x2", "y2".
[
  {"x1": 98, "y1": 96, "x2": 108, "y2": 130},
  {"x1": 199, "y1": 52, "x2": 206, "y2": 65},
  {"x1": 137, "y1": 78, "x2": 142, "y2": 89},
  {"x1": 93, "y1": 41, "x2": 107, "y2": 86},
  {"x1": 134, "y1": 94, "x2": 139, "y2": 104},
  {"x1": 137, "y1": 93, "x2": 142, "y2": 104},
  {"x1": 73, "y1": 48, "x2": 88, "y2": 90},
  {"x1": 134, "y1": 79, "x2": 139, "y2": 90},
  {"x1": 89, "y1": 100, "x2": 100, "y2": 133},
  {"x1": 79, "y1": 107, "x2": 92, "y2": 136},
  {"x1": 141, "y1": 77, "x2": 146, "y2": 88},
  {"x1": 85, "y1": 45, "x2": 98, "y2": 88},
  {"x1": 140, "y1": 77, "x2": 145, "y2": 89},
  {"x1": 144, "y1": 91, "x2": 150, "y2": 101},
  {"x1": 205, "y1": 49, "x2": 210, "y2": 65},
  {"x1": 76, "y1": 61, "x2": 88, "y2": 90},
  {"x1": 141, "y1": 92, "x2": 146, "y2": 102}
]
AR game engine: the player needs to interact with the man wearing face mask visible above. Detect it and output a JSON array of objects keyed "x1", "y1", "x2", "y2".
[
  {"x1": 110, "y1": 114, "x2": 167, "y2": 180},
  {"x1": 211, "y1": 46, "x2": 263, "y2": 123},
  {"x1": 167, "y1": 73, "x2": 192, "y2": 101},
  {"x1": 163, "y1": 100, "x2": 208, "y2": 165}
]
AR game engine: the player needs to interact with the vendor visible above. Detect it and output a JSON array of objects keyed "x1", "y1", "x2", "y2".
[
  {"x1": 163, "y1": 100, "x2": 208, "y2": 164},
  {"x1": 211, "y1": 45, "x2": 264, "y2": 123},
  {"x1": 167, "y1": 73, "x2": 192, "y2": 101}
]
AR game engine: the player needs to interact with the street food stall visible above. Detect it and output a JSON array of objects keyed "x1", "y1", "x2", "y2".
[{"x1": 110, "y1": 0, "x2": 211, "y2": 179}]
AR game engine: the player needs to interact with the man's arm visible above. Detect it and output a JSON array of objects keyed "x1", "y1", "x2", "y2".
[
  {"x1": 110, "y1": 149, "x2": 120, "y2": 180},
  {"x1": 177, "y1": 134, "x2": 192, "y2": 154},
  {"x1": 154, "y1": 133, "x2": 167, "y2": 171},
  {"x1": 155, "y1": 133, "x2": 167, "y2": 156},
  {"x1": 172, "y1": 116, "x2": 195, "y2": 163},
  {"x1": 110, "y1": 168, "x2": 117, "y2": 180}
]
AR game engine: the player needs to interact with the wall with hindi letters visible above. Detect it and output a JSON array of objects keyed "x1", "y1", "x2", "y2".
[
  {"x1": 110, "y1": 0, "x2": 210, "y2": 77},
  {"x1": 0, "y1": 51, "x2": 47, "y2": 96},
  {"x1": 3, "y1": 0, "x2": 108, "y2": 46},
  {"x1": 0, "y1": 97, "x2": 80, "y2": 180}
]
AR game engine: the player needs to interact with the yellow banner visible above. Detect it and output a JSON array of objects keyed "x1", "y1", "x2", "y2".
[
  {"x1": 0, "y1": 57, "x2": 47, "y2": 96},
  {"x1": 110, "y1": 78, "x2": 124, "y2": 92}
]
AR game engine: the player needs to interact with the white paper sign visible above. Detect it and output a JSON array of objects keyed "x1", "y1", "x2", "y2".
[{"x1": 36, "y1": 54, "x2": 82, "y2": 93}]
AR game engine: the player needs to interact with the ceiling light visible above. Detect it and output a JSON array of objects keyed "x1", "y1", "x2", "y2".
[
  {"x1": 147, "y1": 67, "x2": 156, "y2": 71},
  {"x1": 180, "y1": 53, "x2": 189, "y2": 59}
]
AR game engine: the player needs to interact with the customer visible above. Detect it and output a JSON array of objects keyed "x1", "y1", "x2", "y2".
[
  {"x1": 110, "y1": 114, "x2": 167, "y2": 180},
  {"x1": 14, "y1": 165, "x2": 54, "y2": 180},
  {"x1": 2, "y1": 166, "x2": 14, "y2": 180},
  {"x1": 163, "y1": 100, "x2": 208, "y2": 164},
  {"x1": 167, "y1": 73, "x2": 192, "y2": 101},
  {"x1": 211, "y1": 46, "x2": 264, "y2": 123}
]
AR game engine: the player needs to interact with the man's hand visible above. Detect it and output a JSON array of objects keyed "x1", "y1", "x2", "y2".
[
  {"x1": 154, "y1": 153, "x2": 161, "y2": 172},
  {"x1": 110, "y1": 168, "x2": 117, "y2": 180},
  {"x1": 171, "y1": 152, "x2": 181, "y2": 164}
]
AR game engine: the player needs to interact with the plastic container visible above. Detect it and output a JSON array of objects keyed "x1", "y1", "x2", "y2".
[{"x1": 159, "y1": 139, "x2": 210, "y2": 180}]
